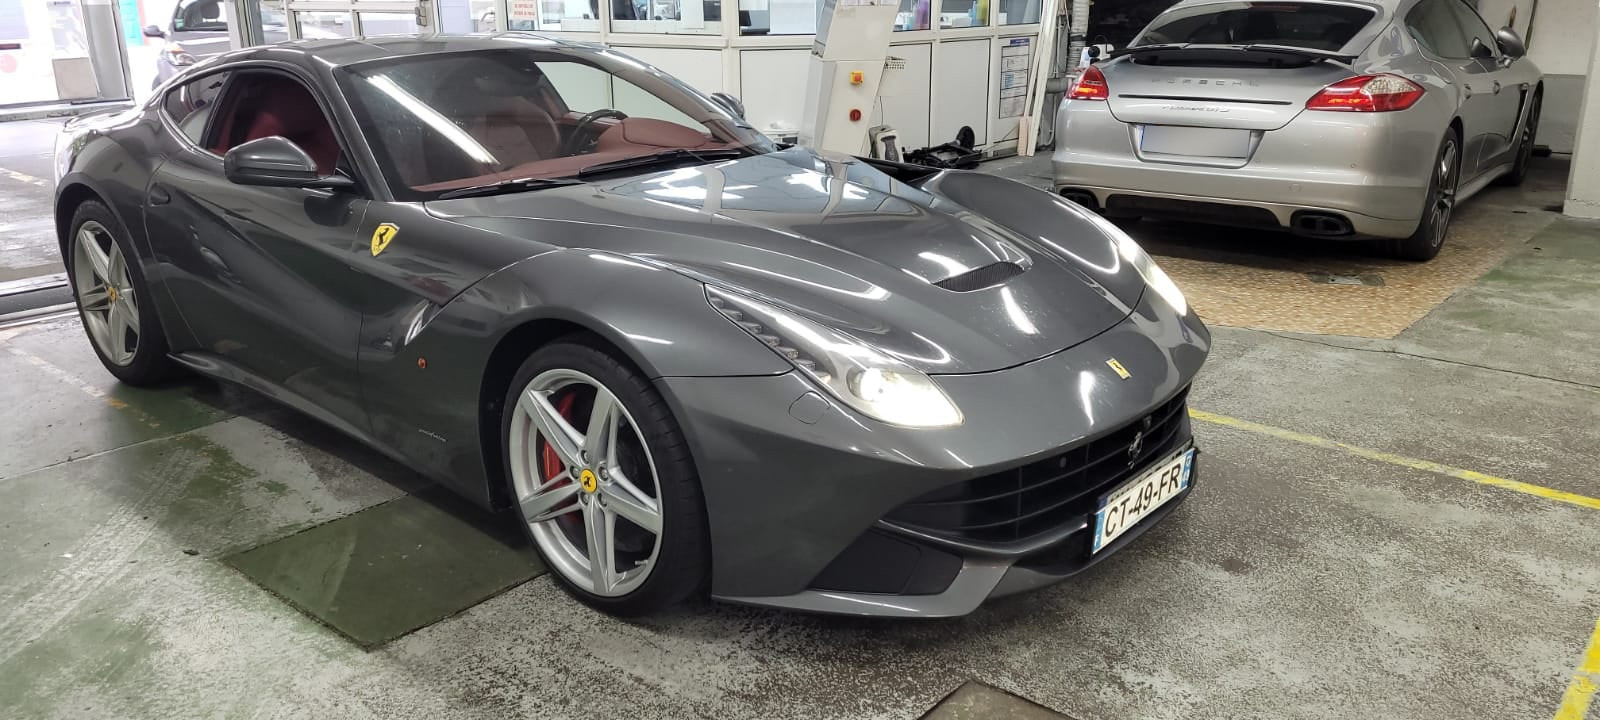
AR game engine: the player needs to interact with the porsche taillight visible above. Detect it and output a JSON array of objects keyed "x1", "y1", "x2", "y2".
[
  {"x1": 1069, "y1": 65, "x2": 1110, "y2": 101},
  {"x1": 1306, "y1": 74, "x2": 1425, "y2": 112}
]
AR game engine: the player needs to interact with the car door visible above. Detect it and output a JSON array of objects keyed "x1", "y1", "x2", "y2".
[
  {"x1": 144, "y1": 66, "x2": 374, "y2": 432},
  {"x1": 1404, "y1": 0, "x2": 1499, "y2": 176},
  {"x1": 1441, "y1": 0, "x2": 1524, "y2": 171}
]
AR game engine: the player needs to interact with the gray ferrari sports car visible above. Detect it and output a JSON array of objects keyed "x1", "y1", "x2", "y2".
[
  {"x1": 1053, "y1": 0, "x2": 1543, "y2": 260},
  {"x1": 53, "y1": 34, "x2": 1209, "y2": 617}
]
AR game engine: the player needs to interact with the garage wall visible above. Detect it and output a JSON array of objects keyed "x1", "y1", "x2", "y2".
[{"x1": 613, "y1": 46, "x2": 727, "y2": 95}]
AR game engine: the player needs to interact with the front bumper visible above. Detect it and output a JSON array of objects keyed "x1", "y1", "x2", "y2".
[{"x1": 654, "y1": 292, "x2": 1209, "y2": 616}]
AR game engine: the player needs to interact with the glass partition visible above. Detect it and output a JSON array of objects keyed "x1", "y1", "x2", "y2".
[
  {"x1": 612, "y1": 0, "x2": 723, "y2": 34},
  {"x1": 508, "y1": 0, "x2": 603, "y2": 31},
  {"x1": 738, "y1": 0, "x2": 818, "y2": 35},
  {"x1": 997, "y1": 0, "x2": 1039, "y2": 25},
  {"x1": 895, "y1": 0, "x2": 930, "y2": 30},
  {"x1": 937, "y1": 0, "x2": 988, "y2": 28}
]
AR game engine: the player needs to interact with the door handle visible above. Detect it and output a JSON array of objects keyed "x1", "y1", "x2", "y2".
[
  {"x1": 149, "y1": 185, "x2": 171, "y2": 206},
  {"x1": 1493, "y1": 81, "x2": 1503, "y2": 94}
]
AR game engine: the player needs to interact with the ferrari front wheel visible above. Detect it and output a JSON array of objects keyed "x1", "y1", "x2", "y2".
[{"x1": 502, "y1": 339, "x2": 709, "y2": 616}]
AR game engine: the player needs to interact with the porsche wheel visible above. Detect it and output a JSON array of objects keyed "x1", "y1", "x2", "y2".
[
  {"x1": 502, "y1": 339, "x2": 708, "y2": 615},
  {"x1": 67, "y1": 201, "x2": 180, "y2": 385},
  {"x1": 1384, "y1": 130, "x2": 1460, "y2": 262},
  {"x1": 1501, "y1": 91, "x2": 1541, "y2": 187}
]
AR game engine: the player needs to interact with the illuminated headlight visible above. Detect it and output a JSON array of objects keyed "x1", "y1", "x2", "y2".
[
  {"x1": 1087, "y1": 213, "x2": 1188, "y2": 315},
  {"x1": 707, "y1": 286, "x2": 963, "y2": 428},
  {"x1": 165, "y1": 44, "x2": 198, "y2": 66}
]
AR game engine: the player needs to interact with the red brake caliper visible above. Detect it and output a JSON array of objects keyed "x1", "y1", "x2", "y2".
[{"x1": 538, "y1": 391, "x2": 578, "y2": 488}]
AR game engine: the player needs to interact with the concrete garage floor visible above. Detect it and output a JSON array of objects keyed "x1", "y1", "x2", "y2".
[{"x1": 1, "y1": 152, "x2": 1598, "y2": 719}]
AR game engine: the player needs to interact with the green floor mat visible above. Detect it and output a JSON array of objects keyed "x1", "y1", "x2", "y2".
[{"x1": 226, "y1": 486, "x2": 545, "y2": 647}]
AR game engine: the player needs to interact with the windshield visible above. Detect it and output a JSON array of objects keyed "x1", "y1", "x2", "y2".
[
  {"x1": 1137, "y1": 2, "x2": 1376, "y2": 51},
  {"x1": 339, "y1": 48, "x2": 773, "y2": 201}
]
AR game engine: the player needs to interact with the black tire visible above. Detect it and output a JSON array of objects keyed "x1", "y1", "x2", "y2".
[
  {"x1": 1500, "y1": 91, "x2": 1541, "y2": 187},
  {"x1": 500, "y1": 336, "x2": 709, "y2": 616},
  {"x1": 65, "y1": 200, "x2": 182, "y2": 386},
  {"x1": 1382, "y1": 129, "x2": 1461, "y2": 262}
]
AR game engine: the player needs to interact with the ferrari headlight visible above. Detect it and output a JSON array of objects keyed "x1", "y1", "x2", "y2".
[
  {"x1": 1089, "y1": 213, "x2": 1188, "y2": 315},
  {"x1": 707, "y1": 286, "x2": 962, "y2": 428}
]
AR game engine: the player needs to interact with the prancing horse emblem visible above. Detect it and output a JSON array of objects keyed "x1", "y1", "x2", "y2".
[
  {"x1": 1106, "y1": 358, "x2": 1131, "y2": 380},
  {"x1": 1128, "y1": 415, "x2": 1153, "y2": 464}
]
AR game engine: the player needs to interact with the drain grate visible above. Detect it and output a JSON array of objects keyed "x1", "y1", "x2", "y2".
[{"x1": 1306, "y1": 272, "x2": 1385, "y2": 287}]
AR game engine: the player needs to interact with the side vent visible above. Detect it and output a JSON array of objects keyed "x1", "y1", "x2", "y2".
[{"x1": 934, "y1": 262, "x2": 1026, "y2": 292}]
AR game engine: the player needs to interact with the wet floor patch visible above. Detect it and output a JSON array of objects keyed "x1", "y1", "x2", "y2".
[
  {"x1": 921, "y1": 682, "x2": 1077, "y2": 719},
  {"x1": 225, "y1": 486, "x2": 545, "y2": 648}
]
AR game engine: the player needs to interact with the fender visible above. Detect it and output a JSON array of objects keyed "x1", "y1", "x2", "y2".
[{"x1": 357, "y1": 248, "x2": 789, "y2": 505}]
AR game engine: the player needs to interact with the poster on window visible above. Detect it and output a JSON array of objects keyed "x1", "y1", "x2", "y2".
[{"x1": 998, "y1": 37, "x2": 1030, "y2": 118}]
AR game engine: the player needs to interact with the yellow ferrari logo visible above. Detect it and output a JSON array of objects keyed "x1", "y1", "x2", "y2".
[
  {"x1": 579, "y1": 468, "x2": 598, "y2": 494},
  {"x1": 370, "y1": 223, "x2": 399, "y2": 256},
  {"x1": 1106, "y1": 358, "x2": 1132, "y2": 380}
]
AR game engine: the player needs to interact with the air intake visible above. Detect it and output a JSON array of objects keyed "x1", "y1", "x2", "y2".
[{"x1": 934, "y1": 261, "x2": 1025, "y2": 292}]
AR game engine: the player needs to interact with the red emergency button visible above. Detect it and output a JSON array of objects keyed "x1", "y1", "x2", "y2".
[
  {"x1": 849, "y1": 108, "x2": 862, "y2": 122},
  {"x1": 850, "y1": 70, "x2": 864, "y2": 85}
]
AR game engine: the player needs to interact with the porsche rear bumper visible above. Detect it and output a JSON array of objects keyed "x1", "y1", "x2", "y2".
[{"x1": 655, "y1": 292, "x2": 1209, "y2": 617}]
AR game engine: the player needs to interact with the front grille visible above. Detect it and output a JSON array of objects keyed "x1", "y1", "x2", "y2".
[{"x1": 884, "y1": 388, "x2": 1191, "y2": 547}]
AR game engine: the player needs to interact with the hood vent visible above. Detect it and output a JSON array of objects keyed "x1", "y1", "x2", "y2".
[{"x1": 934, "y1": 261, "x2": 1026, "y2": 292}]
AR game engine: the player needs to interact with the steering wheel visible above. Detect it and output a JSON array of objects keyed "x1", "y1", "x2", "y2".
[{"x1": 562, "y1": 109, "x2": 629, "y2": 156}]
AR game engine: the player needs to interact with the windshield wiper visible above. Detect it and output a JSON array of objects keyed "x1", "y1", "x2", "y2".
[
  {"x1": 577, "y1": 148, "x2": 753, "y2": 178},
  {"x1": 435, "y1": 177, "x2": 585, "y2": 200}
]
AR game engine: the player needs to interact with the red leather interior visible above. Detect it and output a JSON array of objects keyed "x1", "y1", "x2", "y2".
[
  {"x1": 213, "y1": 74, "x2": 340, "y2": 174},
  {"x1": 463, "y1": 97, "x2": 561, "y2": 170}
]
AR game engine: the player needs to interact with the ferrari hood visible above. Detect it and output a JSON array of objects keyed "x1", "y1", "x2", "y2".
[{"x1": 429, "y1": 147, "x2": 1149, "y2": 374}]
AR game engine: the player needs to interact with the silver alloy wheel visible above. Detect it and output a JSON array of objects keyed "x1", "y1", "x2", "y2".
[
  {"x1": 509, "y1": 368, "x2": 664, "y2": 597},
  {"x1": 1429, "y1": 139, "x2": 1458, "y2": 249},
  {"x1": 72, "y1": 220, "x2": 140, "y2": 366}
]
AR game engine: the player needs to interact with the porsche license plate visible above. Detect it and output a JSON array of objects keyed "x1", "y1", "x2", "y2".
[
  {"x1": 1140, "y1": 125, "x2": 1251, "y2": 158},
  {"x1": 1092, "y1": 448, "x2": 1195, "y2": 554}
]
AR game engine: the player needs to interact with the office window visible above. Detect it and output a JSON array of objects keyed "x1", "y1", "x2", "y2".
[
  {"x1": 507, "y1": 0, "x2": 603, "y2": 31},
  {"x1": 895, "y1": 0, "x2": 930, "y2": 30},
  {"x1": 612, "y1": 0, "x2": 724, "y2": 34},
  {"x1": 937, "y1": 0, "x2": 988, "y2": 28},
  {"x1": 738, "y1": 0, "x2": 818, "y2": 35},
  {"x1": 997, "y1": 0, "x2": 1039, "y2": 24}
]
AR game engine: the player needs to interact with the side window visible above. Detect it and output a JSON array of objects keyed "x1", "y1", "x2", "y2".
[
  {"x1": 1442, "y1": 0, "x2": 1499, "y2": 58},
  {"x1": 1406, "y1": 0, "x2": 1472, "y2": 59},
  {"x1": 210, "y1": 72, "x2": 343, "y2": 175},
  {"x1": 538, "y1": 61, "x2": 704, "y2": 133},
  {"x1": 163, "y1": 71, "x2": 230, "y2": 146},
  {"x1": 173, "y1": 0, "x2": 227, "y2": 32}
]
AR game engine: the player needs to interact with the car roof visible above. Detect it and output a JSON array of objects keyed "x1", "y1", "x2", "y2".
[{"x1": 227, "y1": 32, "x2": 604, "y2": 69}]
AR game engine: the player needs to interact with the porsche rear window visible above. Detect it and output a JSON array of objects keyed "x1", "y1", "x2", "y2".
[{"x1": 1139, "y1": 2, "x2": 1376, "y2": 51}]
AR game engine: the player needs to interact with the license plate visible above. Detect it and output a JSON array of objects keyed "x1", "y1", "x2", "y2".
[
  {"x1": 1139, "y1": 125, "x2": 1252, "y2": 158},
  {"x1": 1092, "y1": 448, "x2": 1195, "y2": 554}
]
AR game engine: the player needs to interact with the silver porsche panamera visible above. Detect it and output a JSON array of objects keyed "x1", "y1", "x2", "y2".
[{"x1": 1053, "y1": 0, "x2": 1544, "y2": 260}]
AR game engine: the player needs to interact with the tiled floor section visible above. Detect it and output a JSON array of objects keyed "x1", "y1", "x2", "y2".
[{"x1": 985, "y1": 154, "x2": 1572, "y2": 338}]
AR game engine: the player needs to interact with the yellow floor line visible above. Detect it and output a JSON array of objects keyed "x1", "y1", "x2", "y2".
[
  {"x1": 1189, "y1": 408, "x2": 1600, "y2": 512},
  {"x1": 1556, "y1": 617, "x2": 1600, "y2": 720}
]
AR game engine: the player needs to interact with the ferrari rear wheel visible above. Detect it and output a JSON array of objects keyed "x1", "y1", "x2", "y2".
[
  {"x1": 67, "y1": 201, "x2": 180, "y2": 385},
  {"x1": 502, "y1": 339, "x2": 708, "y2": 615}
]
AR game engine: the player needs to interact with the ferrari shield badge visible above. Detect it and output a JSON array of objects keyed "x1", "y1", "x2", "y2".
[
  {"x1": 370, "y1": 223, "x2": 399, "y2": 256},
  {"x1": 579, "y1": 469, "x2": 599, "y2": 494},
  {"x1": 1106, "y1": 358, "x2": 1132, "y2": 380}
]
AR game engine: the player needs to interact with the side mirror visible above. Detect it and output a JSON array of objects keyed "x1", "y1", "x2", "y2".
[
  {"x1": 710, "y1": 92, "x2": 745, "y2": 119},
  {"x1": 223, "y1": 136, "x2": 354, "y2": 190},
  {"x1": 1470, "y1": 36, "x2": 1495, "y2": 60},
  {"x1": 1495, "y1": 27, "x2": 1527, "y2": 59},
  {"x1": 143, "y1": 24, "x2": 166, "y2": 38}
]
